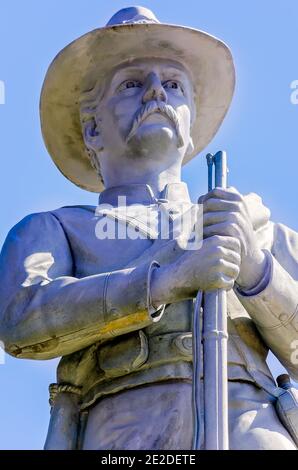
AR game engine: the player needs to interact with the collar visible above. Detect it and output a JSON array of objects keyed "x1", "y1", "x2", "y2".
[{"x1": 98, "y1": 182, "x2": 191, "y2": 207}]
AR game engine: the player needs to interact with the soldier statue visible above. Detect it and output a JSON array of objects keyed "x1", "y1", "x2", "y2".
[{"x1": 0, "y1": 7, "x2": 297, "y2": 450}]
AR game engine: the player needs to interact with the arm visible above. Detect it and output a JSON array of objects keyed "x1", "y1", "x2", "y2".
[
  {"x1": 198, "y1": 187, "x2": 298, "y2": 380},
  {"x1": 235, "y1": 223, "x2": 298, "y2": 381},
  {"x1": 0, "y1": 212, "x2": 164, "y2": 360}
]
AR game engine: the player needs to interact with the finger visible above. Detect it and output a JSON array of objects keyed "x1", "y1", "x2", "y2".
[
  {"x1": 199, "y1": 186, "x2": 242, "y2": 204},
  {"x1": 205, "y1": 234, "x2": 241, "y2": 253},
  {"x1": 217, "y1": 259, "x2": 240, "y2": 279},
  {"x1": 202, "y1": 198, "x2": 242, "y2": 214},
  {"x1": 204, "y1": 211, "x2": 226, "y2": 226},
  {"x1": 203, "y1": 211, "x2": 246, "y2": 229},
  {"x1": 204, "y1": 227, "x2": 247, "y2": 257},
  {"x1": 207, "y1": 273, "x2": 235, "y2": 291},
  {"x1": 209, "y1": 246, "x2": 241, "y2": 266},
  {"x1": 204, "y1": 222, "x2": 243, "y2": 240}
]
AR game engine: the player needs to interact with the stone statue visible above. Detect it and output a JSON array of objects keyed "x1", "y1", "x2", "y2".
[{"x1": 0, "y1": 6, "x2": 298, "y2": 450}]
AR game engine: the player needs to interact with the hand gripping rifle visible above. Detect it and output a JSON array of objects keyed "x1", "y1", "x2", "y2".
[{"x1": 192, "y1": 151, "x2": 229, "y2": 450}]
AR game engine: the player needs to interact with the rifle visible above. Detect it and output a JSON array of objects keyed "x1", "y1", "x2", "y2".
[{"x1": 192, "y1": 151, "x2": 229, "y2": 450}]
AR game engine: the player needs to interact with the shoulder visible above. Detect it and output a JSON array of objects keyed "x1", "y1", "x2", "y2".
[
  {"x1": 0, "y1": 210, "x2": 77, "y2": 291},
  {"x1": 6, "y1": 210, "x2": 63, "y2": 243},
  {"x1": 7, "y1": 205, "x2": 96, "y2": 239},
  {"x1": 0, "y1": 208, "x2": 84, "y2": 271},
  {"x1": 2, "y1": 206, "x2": 93, "y2": 255},
  {"x1": 6, "y1": 211, "x2": 58, "y2": 239},
  {"x1": 0, "y1": 212, "x2": 67, "y2": 266}
]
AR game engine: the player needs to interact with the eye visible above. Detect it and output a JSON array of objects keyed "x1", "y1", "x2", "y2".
[
  {"x1": 163, "y1": 80, "x2": 184, "y2": 94},
  {"x1": 117, "y1": 80, "x2": 143, "y2": 93}
]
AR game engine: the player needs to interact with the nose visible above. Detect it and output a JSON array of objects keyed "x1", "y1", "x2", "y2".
[{"x1": 142, "y1": 72, "x2": 167, "y2": 104}]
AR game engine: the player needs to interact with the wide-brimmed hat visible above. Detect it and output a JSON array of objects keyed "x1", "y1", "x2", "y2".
[{"x1": 40, "y1": 6, "x2": 235, "y2": 193}]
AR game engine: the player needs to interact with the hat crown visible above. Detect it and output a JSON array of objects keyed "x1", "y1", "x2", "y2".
[{"x1": 106, "y1": 6, "x2": 160, "y2": 26}]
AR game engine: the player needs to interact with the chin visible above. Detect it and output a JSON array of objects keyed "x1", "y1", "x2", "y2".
[{"x1": 128, "y1": 124, "x2": 178, "y2": 156}]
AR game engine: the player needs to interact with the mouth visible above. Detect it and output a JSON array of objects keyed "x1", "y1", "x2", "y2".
[
  {"x1": 141, "y1": 111, "x2": 174, "y2": 126},
  {"x1": 126, "y1": 101, "x2": 184, "y2": 148}
]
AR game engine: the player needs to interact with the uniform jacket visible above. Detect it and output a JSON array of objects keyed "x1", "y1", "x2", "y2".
[{"x1": 0, "y1": 182, "x2": 298, "y2": 409}]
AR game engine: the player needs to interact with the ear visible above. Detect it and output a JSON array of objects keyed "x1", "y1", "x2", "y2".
[{"x1": 82, "y1": 117, "x2": 103, "y2": 154}]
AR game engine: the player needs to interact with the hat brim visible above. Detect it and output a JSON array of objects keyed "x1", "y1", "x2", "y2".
[{"x1": 40, "y1": 23, "x2": 235, "y2": 193}]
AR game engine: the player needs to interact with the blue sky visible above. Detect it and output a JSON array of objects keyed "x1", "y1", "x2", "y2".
[{"x1": 0, "y1": 0, "x2": 297, "y2": 449}]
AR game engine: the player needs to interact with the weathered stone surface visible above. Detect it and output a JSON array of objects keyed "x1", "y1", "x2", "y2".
[{"x1": 0, "y1": 6, "x2": 297, "y2": 450}]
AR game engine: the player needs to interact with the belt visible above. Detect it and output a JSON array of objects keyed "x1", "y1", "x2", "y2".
[{"x1": 79, "y1": 328, "x2": 273, "y2": 410}]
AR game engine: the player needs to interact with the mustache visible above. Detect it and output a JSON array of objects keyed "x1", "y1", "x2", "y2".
[{"x1": 126, "y1": 101, "x2": 184, "y2": 148}]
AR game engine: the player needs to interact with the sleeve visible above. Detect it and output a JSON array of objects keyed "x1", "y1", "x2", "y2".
[
  {"x1": 235, "y1": 223, "x2": 298, "y2": 381},
  {"x1": 0, "y1": 212, "x2": 164, "y2": 360}
]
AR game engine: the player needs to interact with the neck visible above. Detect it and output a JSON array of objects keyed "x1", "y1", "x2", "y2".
[{"x1": 101, "y1": 154, "x2": 182, "y2": 197}]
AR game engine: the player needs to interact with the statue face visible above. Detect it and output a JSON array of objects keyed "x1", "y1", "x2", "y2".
[{"x1": 92, "y1": 58, "x2": 195, "y2": 163}]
